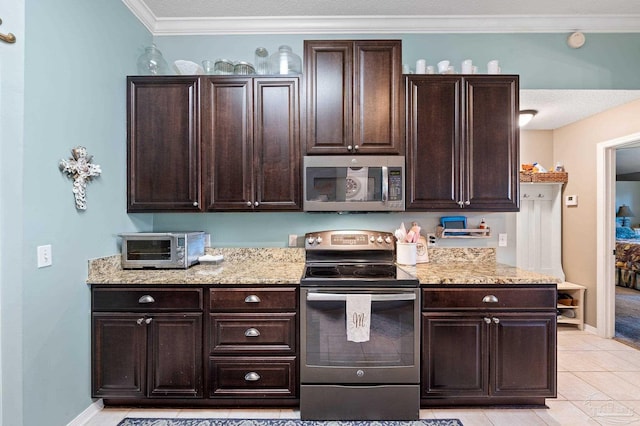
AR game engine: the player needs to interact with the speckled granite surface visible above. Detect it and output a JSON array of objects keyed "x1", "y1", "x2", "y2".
[{"x1": 87, "y1": 247, "x2": 559, "y2": 286}]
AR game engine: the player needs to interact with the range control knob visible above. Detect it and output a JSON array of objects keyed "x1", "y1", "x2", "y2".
[
  {"x1": 307, "y1": 237, "x2": 316, "y2": 245},
  {"x1": 384, "y1": 236, "x2": 392, "y2": 244},
  {"x1": 376, "y1": 236, "x2": 383, "y2": 243},
  {"x1": 369, "y1": 235, "x2": 376, "y2": 243},
  {"x1": 316, "y1": 236, "x2": 323, "y2": 244}
]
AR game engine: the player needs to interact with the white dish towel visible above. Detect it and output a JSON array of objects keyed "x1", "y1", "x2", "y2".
[{"x1": 346, "y1": 294, "x2": 372, "y2": 342}]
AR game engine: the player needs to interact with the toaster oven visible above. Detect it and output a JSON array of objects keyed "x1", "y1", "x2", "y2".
[{"x1": 119, "y1": 232, "x2": 205, "y2": 269}]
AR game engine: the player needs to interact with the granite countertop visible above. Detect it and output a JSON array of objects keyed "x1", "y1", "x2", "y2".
[{"x1": 87, "y1": 247, "x2": 560, "y2": 286}]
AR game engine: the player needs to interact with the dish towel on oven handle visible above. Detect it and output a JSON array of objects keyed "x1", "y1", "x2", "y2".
[{"x1": 346, "y1": 294, "x2": 372, "y2": 342}]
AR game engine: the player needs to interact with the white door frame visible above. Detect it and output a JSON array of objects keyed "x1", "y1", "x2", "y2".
[{"x1": 596, "y1": 132, "x2": 640, "y2": 337}]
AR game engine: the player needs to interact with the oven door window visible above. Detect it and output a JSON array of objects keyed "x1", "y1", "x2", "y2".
[
  {"x1": 126, "y1": 239, "x2": 172, "y2": 261},
  {"x1": 305, "y1": 166, "x2": 382, "y2": 203},
  {"x1": 305, "y1": 294, "x2": 415, "y2": 367}
]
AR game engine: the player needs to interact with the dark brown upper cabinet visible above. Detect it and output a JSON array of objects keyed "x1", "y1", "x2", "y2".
[
  {"x1": 201, "y1": 76, "x2": 300, "y2": 211},
  {"x1": 405, "y1": 75, "x2": 519, "y2": 211},
  {"x1": 127, "y1": 76, "x2": 202, "y2": 212},
  {"x1": 304, "y1": 40, "x2": 403, "y2": 155}
]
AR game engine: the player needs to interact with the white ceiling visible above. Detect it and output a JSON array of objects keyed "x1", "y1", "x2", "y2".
[{"x1": 123, "y1": 0, "x2": 640, "y2": 130}]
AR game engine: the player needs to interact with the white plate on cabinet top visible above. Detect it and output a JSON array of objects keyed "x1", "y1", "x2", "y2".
[{"x1": 173, "y1": 60, "x2": 204, "y2": 75}]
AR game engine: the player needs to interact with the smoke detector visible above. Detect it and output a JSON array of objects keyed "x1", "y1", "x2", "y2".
[{"x1": 567, "y1": 32, "x2": 586, "y2": 49}]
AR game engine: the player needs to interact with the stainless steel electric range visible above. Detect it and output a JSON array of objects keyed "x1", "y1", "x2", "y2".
[{"x1": 299, "y1": 230, "x2": 420, "y2": 421}]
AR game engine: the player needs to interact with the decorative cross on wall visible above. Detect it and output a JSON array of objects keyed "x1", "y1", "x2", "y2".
[{"x1": 59, "y1": 146, "x2": 102, "y2": 210}]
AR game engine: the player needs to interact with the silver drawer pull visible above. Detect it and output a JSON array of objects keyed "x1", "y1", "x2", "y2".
[
  {"x1": 244, "y1": 328, "x2": 261, "y2": 337},
  {"x1": 482, "y1": 295, "x2": 498, "y2": 303},
  {"x1": 244, "y1": 295, "x2": 261, "y2": 303},
  {"x1": 244, "y1": 372, "x2": 261, "y2": 382},
  {"x1": 138, "y1": 295, "x2": 155, "y2": 304}
]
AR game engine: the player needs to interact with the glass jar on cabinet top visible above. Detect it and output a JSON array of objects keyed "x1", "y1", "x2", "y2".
[
  {"x1": 136, "y1": 44, "x2": 170, "y2": 75},
  {"x1": 269, "y1": 45, "x2": 302, "y2": 75}
]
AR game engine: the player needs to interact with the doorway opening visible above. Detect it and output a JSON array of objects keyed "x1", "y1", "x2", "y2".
[{"x1": 596, "y1": 132, "x2": 640, "y2": 338}]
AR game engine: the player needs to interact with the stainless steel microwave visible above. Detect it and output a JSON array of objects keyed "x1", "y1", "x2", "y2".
[
  {"x1": 303, "y1": 156, "x2": 405, "y2": 212},
  {"x1": 119, "y1": 232, "x2": 205, "y2": 269}
]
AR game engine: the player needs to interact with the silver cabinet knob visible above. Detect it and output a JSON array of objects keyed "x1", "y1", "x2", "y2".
[
  {"x1": 137, "y1": 318, "x2": 145, "y2": 325},
  {"x1": 465, "y1": 200, "x2": 470, "y2": 205},
  {"x1": 244, "y1": 372, "x2": 261, "y2": 381},
  {"x1": 354, "y1": 145, "x2": 359, "y2": 151},
  {"x1": 537, "y1": 194, "x2": 545, "y2": 198},
  {"x1": 244, "y1": 328, "x2": 261, "y2": 337},
  {"x1": 254, "y1": 201, "x2": 260, "y2": 207},
  {"x1": 484, "y1": 317, "x2": 491, "y2": 324},
  {"x1": 493, "y1": 317, "x2": 500, "y2": 324},
  {"x1": 244, "y1": 295, "x2": 261, "y2": 303},
  {"x1": 482, "y1": 295, "x2": 499, "y2": 303},
  {"x1": 138, "y1": 295, "x2": 155, "y2": 304},
  {"x1": 458, "y1": 200, "x2": 464, "y2": 207},
  {"x1": 523, "y1": 194, "x2": 530, "y2": 198},
  {"x1": 145, "y1": 318, "x2": 152, "y2": 324},
  {"x1": 246, "y1": 201, "x2": 252, "y2": 207},
  {"x1": 347, "y1": 145, "x2": 353, "y2": 151},
  {"x1": 193, "y1": 201, "x2": 199, "y2": 207}
]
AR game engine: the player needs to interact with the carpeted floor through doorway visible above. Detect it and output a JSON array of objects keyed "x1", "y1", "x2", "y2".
[{"x1": 615, "y1": 285, "x2": 640, "y2": 349}]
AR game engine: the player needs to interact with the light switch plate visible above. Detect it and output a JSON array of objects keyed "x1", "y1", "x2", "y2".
[
  {"x1": 498, "y1": 233, "x2": 508, "y2": 247},
  {"x1": 37, "y1": 244, "x2": 52, "y2": 268},
  {"x1": 288, "y1": 234, "x2": 298, "y2": 247},
  {"x1": 565, "y1": 195, "x2": 578, "y2": 206}
]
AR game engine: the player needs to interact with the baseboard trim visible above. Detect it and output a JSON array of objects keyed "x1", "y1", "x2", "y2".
[{"x1": 67, "y1": 399, "x2": 104, "y2": 426}]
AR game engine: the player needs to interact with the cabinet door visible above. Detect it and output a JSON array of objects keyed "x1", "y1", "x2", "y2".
[
  {"x1": 92, "y1": 313, "x2": 147, "y2": 398},
  {"x1": 464, "y1": 76, "x2": 519, "y2": 211},
  {"x1": 353, "y1": 40, "x2": 403, "y2": 154},
  {"x1": 490, "y1": 313, "x2": 556, "y2": 397},
  {"x1": 253, "y1": 78, "x2": 301, "y2": 210},
  {"x1": 304, "y1": 40, "x2": 353, "y2": 154},
  {"x1": 421, "y1": 313, "x2": 488, "y2": 397},
  {"x1": 202, "y1": 77, "x2": 254, "y2": 210},
  {"x1": 147, "y1": 313, "x2": 203, "y2": 398},
  {"x1": 127, "y1": 76, "x2": 201, "y2": 212},
  {"x1": 304, "y1": 40, "x2": 402, "y2": 155},
  {"x1": 406, "y1": 76, "x2": 463, "y2": 210}
]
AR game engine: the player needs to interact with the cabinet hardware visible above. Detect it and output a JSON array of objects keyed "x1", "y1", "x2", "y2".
[
  {"x1": 244, "y1": 328, "x2": 261, "y2": 337},
  {"x1": 145, "y1": 318, "x2": 153, "y2": 324},
  {"x1": 254, "y1": 201, "x2": 260, "y2": 207},
  {"x1": 136, "y1": 318, "x2": 145, "y2": 325},
  {"x1": 464, "y1": 200, "x2": 470, "y2": 205},
  {"x1": 457, "y1": 201, "x2": 464, "y2": 207},
  {"x1": 0, "y1": 19, "x2": 16, "y2": 44},
  {"x1": 246, "y1": 201, "x2": 252, "y2": 207},
  {"x1": 493, "y1": 317, "x2": 500, "y2": 324},
  {"x1": 484, "y1": 317, "x2": 491, "y2": 324},
  {"x1": 347, "y1": 145, "x2": 353, "y2": 151},
  {"x1": 193, "y1": 201, "x2": 199, "y2": 207},
  {"x1": 244, "y1": 372, "x2": 261, "y2": 381},
  {"x1": 138, "y1": 295, "x2": 155, "y2": 304},
  {"x1": 523, "y1": 194, "x2": 530, "y2": 198},
  {"x1": 354, "y1": 145, "x2": 359, "y2": 151},
  {"x1": 482, "y1": 295, "x2": 499, "y2": 303},
  {"x1": 537, "y1": 194, "x2": 544, "y2": 198},
  {"x1": 244, "y1": 295, "x2": 261, "y2": 303}
]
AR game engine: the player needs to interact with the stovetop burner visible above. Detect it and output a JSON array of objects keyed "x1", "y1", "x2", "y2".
[{"x1": 305, "y1": 263, "x2": 397, "y2": 279}]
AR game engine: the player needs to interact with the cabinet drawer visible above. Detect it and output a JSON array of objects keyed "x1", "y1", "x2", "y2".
[
  {"x1": 422, "y1": 287, "x2": 556, "y2": 310},
  {"x1": 209, "y1": 356, "x2": 297, "y2": 398},
  {"x1": 210, "y1": 313, "x2": 296, "y2": 354},
  {"x1": 210, "y1": 288, "x2": 297, "y2": 311},
  {"x1": 93, "y1": 288, "x2": 203, "y2": 311}
]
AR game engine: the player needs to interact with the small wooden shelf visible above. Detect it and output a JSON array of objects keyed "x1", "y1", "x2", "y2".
[
  {"x1": 557, "y1": 282, "x2": 586, "y2": 330},
  {"x1": 436, "y1": 226, "x2": 491, "y2": 239}
]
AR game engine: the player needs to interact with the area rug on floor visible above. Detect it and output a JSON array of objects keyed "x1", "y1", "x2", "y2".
[
  {"x1": 615, "y1": 286, "x2": 640, "y2": 349},
  {"x1": 117, "y1": 419, "x2": 463, "y2": 426}
]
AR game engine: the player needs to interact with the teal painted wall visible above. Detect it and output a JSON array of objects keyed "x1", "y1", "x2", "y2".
[
  {"x1": 7, "y1": 7, "x2": 640, "y2": 425},
  {"x1": 18, "y1": 1, "x2": 151, "y2": 425}
]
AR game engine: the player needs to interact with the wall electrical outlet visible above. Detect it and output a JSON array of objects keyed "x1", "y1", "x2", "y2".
[
  {"x1": 37, "y1": 244, "x2": 53, "y2": 268},
  {"x1": 426, "y1": 233, "x2": 437, "y2": 247},
  {"x1": 498, "y1": 233, "x2": 508, "y2": 247},
  {"x1": 288, "y1": 234, "x2": 298, "y2": 247},
  {"x1": 565, "y1": 195, "x2": 578, "y2": 207}
]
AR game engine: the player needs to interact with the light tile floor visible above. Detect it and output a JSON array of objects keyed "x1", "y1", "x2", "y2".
[{"x1": 82, "y1": 327, "x2": 640, "y2": 426}]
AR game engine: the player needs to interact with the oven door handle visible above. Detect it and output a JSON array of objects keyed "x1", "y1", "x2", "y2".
[{"x1": 306, "y1": 292, "x2": 416, "y2": 302}]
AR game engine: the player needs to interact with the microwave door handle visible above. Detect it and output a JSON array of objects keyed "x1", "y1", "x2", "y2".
[
  {"x1": 381, "y1": 166, "x2": 389, "y2": 204},
  {"x1": 306, "y1": 292, "x2": 416, "y2": 302}
]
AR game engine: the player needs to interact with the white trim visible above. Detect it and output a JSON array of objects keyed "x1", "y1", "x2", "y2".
[
  {"x1": 66, "y1": 399, "x2": 104, "y2": 426},
  {"x1": 596, "y1": 132, "x2": 640, "y2": 338},
  {"x1": 120, "y1": 1, "x2": 640, "y2": 36}
]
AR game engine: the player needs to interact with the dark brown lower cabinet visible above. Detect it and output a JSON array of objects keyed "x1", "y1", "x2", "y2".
[
  {"x1": 421, "y1": 286, "x2": 557, "y2": 406},
  {"x1": 92, "y1": 285, "x2": 297, "y2": 407}
]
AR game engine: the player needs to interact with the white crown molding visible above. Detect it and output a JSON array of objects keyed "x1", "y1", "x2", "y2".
[
  {"x1": 121, "y1": 1, "x2": 640, "y2": 36},
  {"x1": 151, "y1": 15, "x2": 640, "y2": 35}
]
